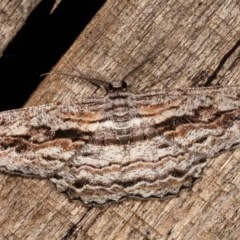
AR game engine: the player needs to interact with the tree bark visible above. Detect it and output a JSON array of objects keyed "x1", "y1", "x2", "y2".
[{"x1": 0, "y1": 0, "x2": 239, "y2": 239}]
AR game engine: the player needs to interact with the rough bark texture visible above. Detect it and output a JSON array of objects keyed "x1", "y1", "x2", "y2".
[{"x1": 0, "y1": 0, "x2": 240, "y2": 239}]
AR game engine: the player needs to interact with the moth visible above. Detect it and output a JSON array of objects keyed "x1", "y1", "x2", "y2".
[{"x1": 0, "y1": 79, "x2": 239, "y2": 205}]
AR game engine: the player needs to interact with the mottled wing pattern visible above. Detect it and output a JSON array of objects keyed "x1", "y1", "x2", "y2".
[
  {"x1": 0, "y1": 86, "x2": 239, "y2": 205},
  {"x1": 0, "y1": 99, "x2": 105, "y2": 177},
  {"x1": 49, "y1": 86, "x2": 240, "y2": 205},
  {"x1": 136, "y1": 86, "x2": 240, "y2": 156}
]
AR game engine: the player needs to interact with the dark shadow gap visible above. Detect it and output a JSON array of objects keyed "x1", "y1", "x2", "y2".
[
  {"x1": 205, "y1": 38, "x2": 240, "y2": 85},
  {"x1": 0, "y1": 0, "x2": 106, "y2": 111}
]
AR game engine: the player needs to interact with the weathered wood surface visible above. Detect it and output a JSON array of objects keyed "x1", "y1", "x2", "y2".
[
  {"x1": 0, "y1": 0, "x2": 43, "y2": 56},
  {"x1": 0, "y1": 0, "x2": 240, "y2": 239}
]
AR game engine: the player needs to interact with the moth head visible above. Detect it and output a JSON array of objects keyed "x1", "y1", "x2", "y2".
[{"x1": 107, "y1": 81, "x2": 128, "y2": 93}]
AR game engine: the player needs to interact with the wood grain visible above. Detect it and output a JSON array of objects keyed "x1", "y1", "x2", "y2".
[
  {"x1": 0, "y1": 0, "x2": 43, "y2": 56},
  {"x1": 0, "y1": 0, "x2": 239, "y2": 239}
]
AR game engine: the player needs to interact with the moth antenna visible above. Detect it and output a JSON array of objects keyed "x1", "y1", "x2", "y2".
[
  {"x1": 121, "y1": 42, "x2": 166, "y2": 87},
  {"x1": 61, "y1": 55, "x2": 110, "y2": 91}
]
